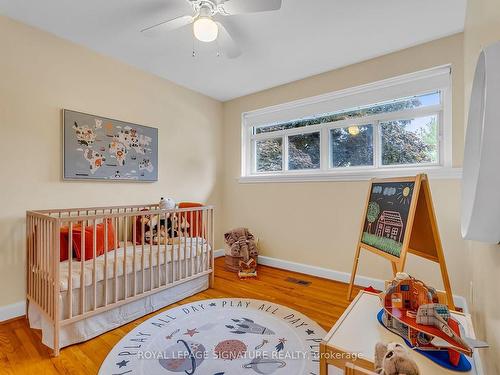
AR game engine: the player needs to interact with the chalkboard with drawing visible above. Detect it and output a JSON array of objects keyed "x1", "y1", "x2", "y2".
[
  {"x1": 347, "y1": 174, "x2": 456, "y2": 310},
  {"x1": 361, "y1": 181, "x2": 416, "y2": 257}
]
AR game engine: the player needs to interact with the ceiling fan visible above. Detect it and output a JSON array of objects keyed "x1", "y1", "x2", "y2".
[{"x1": 140, "y1": 0, "x2": 283, "y2": 58}]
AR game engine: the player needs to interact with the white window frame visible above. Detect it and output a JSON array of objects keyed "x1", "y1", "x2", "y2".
[{"x1": 240, "y1": 65, "x2": 461, "y2": 183}]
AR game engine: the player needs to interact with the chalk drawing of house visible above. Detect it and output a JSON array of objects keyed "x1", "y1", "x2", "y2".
[{"x1": 375, "y1": 211, "x2": 403, "y2": 242}]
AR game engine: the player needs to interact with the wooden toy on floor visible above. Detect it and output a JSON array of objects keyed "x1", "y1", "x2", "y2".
[
  {"x1": 238, "y1": 258, "x2": 257, "y2": 278},
  {"x1": 224, "y1": 227, "x2": 258, "y2": 273}
]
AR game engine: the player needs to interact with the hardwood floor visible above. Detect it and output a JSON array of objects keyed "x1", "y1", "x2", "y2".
[{"x1": 0, "y1": 257, "x2": 361, "y2": 374}]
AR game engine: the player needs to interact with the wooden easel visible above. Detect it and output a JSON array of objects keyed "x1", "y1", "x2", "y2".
[{"x1": 347, "y1": 174, "x2": 455, "y2": 310}]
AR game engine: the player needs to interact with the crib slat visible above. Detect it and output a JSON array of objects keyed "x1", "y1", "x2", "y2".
[
  {"x1": 207, "y1": 209, "x2": 211, "y2": 273},
  {"x1": 194, "y1": 209, "x2": 198, "y2": 276},
  {"x1": 123, "y1": 215, "x2": 128, "y2": 300},
  {"x1": 93, "y1": 219, "x2": 97, "y2": 310},
  {"x1": 41, "y1": 218, "x2": 45, "y2": 313},
  {"x1": 179, "y1": 212, "x2": 183, "y2": 280},
  {"x1": 30, "y1": 216, "x2": 33, "y2": 302},
  {"x1": 169, "y1": 214, "x2": 174, "y2": 285},
  {"x1": 177, "y1": 214, "x2": 181, "y2": 281},
  {"x1": 187, "y1": 211, "x2": 192, "y2": 278},
  {"x1": 132, "y1": 215, "x2": 137, "y2": 296},
  {"x1": 44, "y1": 217, "x2": 48, "y2": 317},
  {"x1": 36, "y1": 217, "x2": 40, "y2": 312},
  {"x1": 41, "y1": 217, "x2": 44, "y2": 312},
  {"x1": 114, "y1": 214, "x2": 118, "y2": 303},
  {"x1": 200, "y1": 210, "x2": 203, "y2": 273},
  {"x1": 104, "y1": 216, "x2": 108, "y2": 307},
  {"x1": 28, "y1": 216, "x2": 32, "y2": 308},
  {"x1": 40, "y1": 218, "x2": 44, "y2": 314},
  {"x1": 26, "y1": 215, "x2": 31, "y2": 306},
  {"x1": 157, "y1": 213, "x2": 161, "y2": 288},
  {"x1": 27, "y1": 215, "x2": 30, "y2": 300},
  {"x1": 68, "y1": 222, "x2": 73, "y2": 319},
  {"x1": 45, "y1": 219, "x2": 48, "y2": 320},
  {"x1": 46, "y1": 219, "x2": 50, "y2": 315},
  {"x1": 141, "y1": 217, "x2": 145, "y2": 293},
  {"x1": 200, "y1": 211, "x2": 205, "y2": 273},
  {"x1": 53, "y1": 218, "x2": 61, "y2": 355},
  {"x1": 206, "y1": 209, "x2": 210, "y2": 273},
  {"x1": 48, "y1": 219, "x2": 52, "y2": 313},
  {"x1": 211, "y1": 208, "x2": 215, "y2": 284},
  {"x1": 163, "y1": 212, "x2": 169, "y2": 285},
  {"x1": 33, "y1": 216, "x2": 37, "y2": 305},
  {"x1": 49, "y1": 219, "x2": 53, "y2": 313},
  {"x1": 149, "y1": 217, "x2": 153, "y2": 291},
  {"x1": 183, "y1": 212, "x2": 187, "y2": 280},
  {"x1": 80, "y1": 219, "x2": 85, "y2": 315},
  {"x1": 40, "y1": 217, "x2": 43, "y2": 312}
]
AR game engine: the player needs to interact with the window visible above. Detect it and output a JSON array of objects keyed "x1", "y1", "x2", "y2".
[
  {"x1": 241, "y1": 66, "x2": 454, "y2": 181},
  {"x1": 255, "y1": 138, "x2": 282, "y2": 172},
  {"x1": 288, "y1": 132, "x2": 320, "y2": 170},
  {"x1": 330, "y1": 125, "x2": 374, "y2": 168}
]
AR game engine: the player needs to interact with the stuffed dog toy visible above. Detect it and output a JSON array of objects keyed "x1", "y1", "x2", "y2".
[{"x1": 374, "y1": 342, "x2": 420, "y2": 375}]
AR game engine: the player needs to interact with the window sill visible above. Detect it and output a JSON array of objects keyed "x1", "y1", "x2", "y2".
[{"x1": 238, "y1": 167, "x2": 462, "y2": 183}]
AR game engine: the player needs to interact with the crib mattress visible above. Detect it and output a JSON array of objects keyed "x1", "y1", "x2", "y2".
[{"x1": 59, "y1": 237, "x2": 209, "y2": 291}]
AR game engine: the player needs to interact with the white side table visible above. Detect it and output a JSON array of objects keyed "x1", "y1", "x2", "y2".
[{"x1": 320, "y1": 291, "x2": 484, "y2": 375}]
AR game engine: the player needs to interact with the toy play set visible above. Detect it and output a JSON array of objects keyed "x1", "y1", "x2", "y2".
[{"x1": 378, "y1": 273, "x2": 488, "y2": 370}]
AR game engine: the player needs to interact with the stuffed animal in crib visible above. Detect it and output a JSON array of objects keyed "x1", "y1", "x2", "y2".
[
  {"x1": 374, "y1": 342, "x2": 420, "y2": 375},
  {"x1": 169, "y1": 213, "x2": 190, "y2": 238},
  {"x1": 141, "y1": 212, "x2": 190, "y2": 244},
  {"x1": 159, "y1": 197, "x2": 176, "y2": 210}
]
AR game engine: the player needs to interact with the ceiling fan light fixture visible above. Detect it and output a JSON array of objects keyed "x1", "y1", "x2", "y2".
[
  {"x1": 348, "y1": 125, "x2": 360, "y2": 136},
  {"x1": 193, "y1": 16, "x2": 218, "y2": 42}
]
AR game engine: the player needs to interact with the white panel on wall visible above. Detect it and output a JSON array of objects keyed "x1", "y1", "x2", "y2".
[{"x1": 462, "y1": 41, "x2": 500, "y2": 243}]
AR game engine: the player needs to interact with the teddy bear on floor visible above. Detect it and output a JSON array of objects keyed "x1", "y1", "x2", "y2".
[{"x1": 374, "y1": 342, "x2": 420, "y2": 375}]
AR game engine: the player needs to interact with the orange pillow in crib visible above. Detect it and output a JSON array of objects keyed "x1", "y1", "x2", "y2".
[
  {"x1": 178, "y1": 202, "x2": 204, "y2": 237},
  {"x1": 70, "y1": 220, "x2": 116, "y2": 261},
  {"x1": 60, "y1": 224, "x2": 85, "y2": 262},
  {"x1": 60, "y1": 226, "x2": 76, "y2": 262}
]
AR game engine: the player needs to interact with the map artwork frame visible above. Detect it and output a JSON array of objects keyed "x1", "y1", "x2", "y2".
[{"x1": 63, "y1": 110, "x2": 158, "y2": 182}]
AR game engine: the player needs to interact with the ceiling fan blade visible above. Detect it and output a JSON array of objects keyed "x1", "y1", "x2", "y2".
[
  {"x1": 216, "y1": 22, "x2": 241, "y2": 59},
  {"x1": 218, "y1": 0, "x2": 282, "y2": 15},
  {"x1": 141, "y1": 15, "x2": 194, "y2": 35}
]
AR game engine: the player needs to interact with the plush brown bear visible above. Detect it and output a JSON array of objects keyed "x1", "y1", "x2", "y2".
[{"x1": 374, "y1": 342, "x2": 420, "y2": 375}]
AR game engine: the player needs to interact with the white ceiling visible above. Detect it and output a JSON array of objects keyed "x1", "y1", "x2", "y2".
[{"x1": 0, "y1": 0, "x2": 466, "y2": 101}]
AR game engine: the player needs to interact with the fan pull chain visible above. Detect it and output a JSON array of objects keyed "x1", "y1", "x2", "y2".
[{"x1": 216, "y1": 38, "x2": 221, "y2": 58}]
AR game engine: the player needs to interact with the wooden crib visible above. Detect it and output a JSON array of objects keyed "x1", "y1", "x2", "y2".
[{"x1": 26, "y1": 203, "x2": 215, "y2": 355}]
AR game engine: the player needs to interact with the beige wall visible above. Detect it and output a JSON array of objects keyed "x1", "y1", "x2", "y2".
[
  {"x1": 463, "y1": 0, "x2": 500, "y2": 372},
  {"x1": 0, "y1": 16, "x2": 223, "y2": 307},
  {"x1": 222, "y1": 34, "x2": 469, "y2": 297}
]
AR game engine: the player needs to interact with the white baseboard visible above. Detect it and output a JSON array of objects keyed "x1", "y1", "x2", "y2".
[
  {"x1": 259, "y1": 255, "x2": 387, "y2": 290},
  {"x1": 216, "y1": 250, "x2": 468, "y2": 312},
  {"x1": 0, "y1": 301, "x2": 25, "y2": 322},
  {"x1": 0, "y1": 252, "x2": 467, "y2": 322}
]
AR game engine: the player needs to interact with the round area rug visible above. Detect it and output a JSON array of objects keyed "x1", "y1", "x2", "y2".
[{"x1": 99, "y1": 298, "x2": 326, "y2": 375}]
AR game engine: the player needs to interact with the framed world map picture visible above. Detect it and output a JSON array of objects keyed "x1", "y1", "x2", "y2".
[{"x1": 63, "y1": 109, "x2": 158, "y2": 181}]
